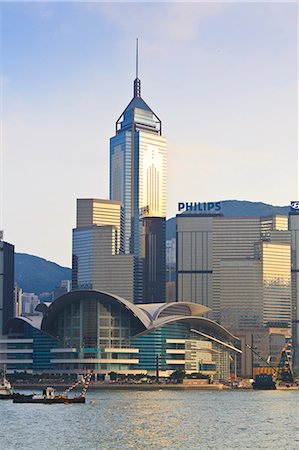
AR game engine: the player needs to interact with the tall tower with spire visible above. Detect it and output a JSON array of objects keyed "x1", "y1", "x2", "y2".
[{"x1": 110, "y1": 40, "x2": 167, "y2": 303}]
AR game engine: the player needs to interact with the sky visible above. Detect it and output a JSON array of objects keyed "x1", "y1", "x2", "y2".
[{"x1": 1, "y1": 1, "x2": 298, "y2": 267}]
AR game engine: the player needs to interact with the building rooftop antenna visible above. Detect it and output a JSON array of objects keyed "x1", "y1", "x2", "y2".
[
  {"x1": 136, "y1": 37, "x2": 138, "y2": 79},
  {"x1": 134, "y1": 38, "x2": 141, "y2": 98}
]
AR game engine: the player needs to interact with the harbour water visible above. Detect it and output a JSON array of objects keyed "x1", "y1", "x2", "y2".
[{"x1": 0, "y1": 389, "x2": 298, "y2": 450}]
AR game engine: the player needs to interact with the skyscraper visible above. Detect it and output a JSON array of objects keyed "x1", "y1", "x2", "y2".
[
  {"x1": 289, "y1": 207, "x2": 299, "y2": 367},
  {"x1": 176, "y1": 214, "x2": 292, "y2": 329},
  {"x1": 110, "y1": 41, "x2": 167, "y2": 303},
  {"x1": 0, "y1": 237, "x2": 14, "y2": 335},
  {"x1": 176, "y1": 213, "x2": 292, "y2": 376},
  {"x1": 72, "y1": 199, "x2": 134, "y2": 301}
]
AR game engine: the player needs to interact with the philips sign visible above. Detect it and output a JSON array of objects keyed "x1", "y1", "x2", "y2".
[{"x1": 178, "y1": 202, "x2": 222, "y2": 214}]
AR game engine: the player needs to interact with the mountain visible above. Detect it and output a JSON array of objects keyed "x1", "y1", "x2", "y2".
[
  {"x1": 15, "y1": 253, "x2": 71, "y2": 295},
  {"x1": 166, "y1": 200, "x2": 290, "y2": 240}
]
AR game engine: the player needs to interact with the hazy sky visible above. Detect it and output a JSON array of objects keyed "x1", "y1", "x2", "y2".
[{"x1": 1, "y1": 2, "x2": 298, "y2": 267}]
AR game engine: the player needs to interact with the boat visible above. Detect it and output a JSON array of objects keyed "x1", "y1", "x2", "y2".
[
  {"x1": 252, "y1": 374, "x2": 276, "y2": 390},
  {"x1": 0, "y1": 370, "x2": 15, "y2": 399},
  {"x1": 13, "y1": 370, "x2": 93, "y2": 404},
  {"x1": 13, "y1": 387, "x2": 85, "y2": 404}
]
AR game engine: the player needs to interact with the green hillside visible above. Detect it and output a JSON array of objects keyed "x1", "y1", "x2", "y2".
[{"x1": 15, "y1": 253, "x2": 71, "y2": 295}]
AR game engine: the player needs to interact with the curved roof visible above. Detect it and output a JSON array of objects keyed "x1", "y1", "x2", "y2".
[
  {"x1": 139, "y1": 302, "x2": 210, "y2": 321},
  {"x1": 5, "y1": 292, "x2": 238, "y2": 350},
  {"x1": 35, "y1": 302, "x2": 51, "y2": 315},
  {"x1": 5, "y1": 315, "x2": 43, "y2": 334},
  {"x1": 147, "y1": 315, "x2": 238, "y2": 342},
  {"x1": 41, "y1": 290, "x2": 151, "y2": 333}
]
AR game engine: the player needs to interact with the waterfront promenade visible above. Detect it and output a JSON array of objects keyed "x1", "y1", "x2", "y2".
[
  {"x1": 13, "y1": 381, "x2": 226, "y2": 390},
  {"x1": 12, "y1": 380, "x2": 299, "y2": 391}
]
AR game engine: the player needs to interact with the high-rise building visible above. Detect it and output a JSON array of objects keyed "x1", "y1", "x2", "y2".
[
  {"x1": 176, "y1": 213, "x2": 292, "y2": 376},
  {"x1": 21, "y1": 293, "x2": 39, "y2": 315},
  {"x1": 60, "y1": 280, "x2": 71, "y2": 292},
  {"x1": 0, "y1": 238, "x2": 14, "y2": 335},
  {"x1": 72, "y1": 199, "x2": 134, "y2": 302},
  {"x1": 110, "y1": 43, "x2": 167, "y2": 303},
  {"x1": 176, "y1": 214, "x2": 291, "y2": 327},
  {"x1": 76, "y1": 199, "x2": 123, "y2": 252},
  {"x1": 53, "y1": 279, "x2": 71, "y2": 301},
  {"x1": 289, "y1": 207, "x2": 299, "y2": 367},
  {"x1": 13, "y1": 283, "x2": 23, "y2": 317},
  {"x1": 141, "y1": 217, "x2": 166, "y2": 303},
  {"x1": 166, "y1": 238, "x2": 177, "y2": 302}
]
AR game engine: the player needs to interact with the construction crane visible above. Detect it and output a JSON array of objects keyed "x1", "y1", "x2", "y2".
[
  {"x1": 276, "y1": 339, "x2": 294, "y2": 383},
  {"x1": 246, "y1": 339, "x2": 294, "y2": 384}
]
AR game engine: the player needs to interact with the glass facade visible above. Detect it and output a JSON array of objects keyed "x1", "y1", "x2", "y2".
[
  {"x1": 177, "y1": 215, "x2": 292, "y2": 331},
  {"x1": 55, "y1": 298, "x2": 142, "y2": 349},
  {"x1": 289, "y1": 211, "x2": 299, "y2": 367},
  {"x1": 110, "y1": 76, "x2": 167, "y2": 303},
  {"x1": 176, "y1": 215, "x2": 214, "y2": 309},
  {"x1": 51, "y1": 296, "x2": 144, "y2": 372},
  {"x1": 72, "y1": 228, "x2": 93, "y2": 290},
  {"x1": 141, "y1": 217, "x2": 166, "y2": 303},
  {"x1": 72, "y1": 226, "x2": 134, "y2": 301},
  {"x1": 132, "y1": 323, "x2": 230, "y2": 380},
  {"x1": 76, "y1": 199, "x2": 123, "y2": 253},
  {"x1": 2, "y1": 293, "x2": 239, "y2": 379},
  {"x1": 131, "y1": 322, "x2": 190, "y2": 372},
  {"x1": 262, "y1": 242, "x2": 291, "y2": 327},
  {"x1": 0, "y1": 241, "x2": 14, "y2": 336},
  {"x1": 1, "y1": 321, "x2": 57, "y2": 373}
]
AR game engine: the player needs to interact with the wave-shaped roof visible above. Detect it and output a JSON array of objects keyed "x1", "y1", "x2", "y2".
[
  {"x1": 6, "y1": 290, "x2": 238, "y2": 347},
  {"x1": 139, "y1": 302, "x2": 210, "y2": 321},
  {"x1": 5, "y1": 315, "x2": 43, "y2": 334},
  {"x1": 41, "y1": 290, "x2": 151, "y2": 332}
]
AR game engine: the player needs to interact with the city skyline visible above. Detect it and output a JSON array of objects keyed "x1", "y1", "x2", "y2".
[{"x1": 2, "y1": 2, "x2": 298, "y2": 266}]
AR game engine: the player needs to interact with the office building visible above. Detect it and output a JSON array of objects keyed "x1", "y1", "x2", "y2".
[
  {"x1": 289, "y1": 207, "x2": 299, "y2": 367},
  {"x1": 76, "y1": 199, "x2": 123, "y2": 252},
  {"x1": 110, "y1": 46, "x2": 167, "y2": 303},
  {"x1": 176, "y1": 213, "x2": 292, "y2": 376},
  {"x1": 13, "y1": 284, "x2": 23, "y2": 317},
  {"x1": 166, "y1": 238, "x2": 176, "y2": 266},
  {"x1": 166, "y1": 238, "x2": 176, "y2": 301},
  {"x1": 61, "y1": 280, "x2": 71, "y2": 291},
  {"x1": 177, "y1": 214, "x2": 291, "y2": 326},
  {"x1": 21, "y1": 293, "x2": 39, "y2": 315},
  {"x1": 141, "y1": 217, "x2": 166, "y2": 303},
  {"x1": 53, "y1": 280, "x2": 71, "y2": 301},
  {"x1": 0, "y1": 238, "x2": 14, "y2": 336},
  {"x1": 2, "y1": 289, "x2": 240, "y2": 380},
  {"x1": 72, "y1": 199, "x2": 134, "y2": 302}
]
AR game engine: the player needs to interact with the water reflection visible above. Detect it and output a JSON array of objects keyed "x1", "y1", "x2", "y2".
[{"x1": 0, "y1": 390, "x2": 298, "y2": 449}]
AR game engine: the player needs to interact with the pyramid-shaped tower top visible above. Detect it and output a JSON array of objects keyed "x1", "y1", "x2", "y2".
[{"x1": 115, "y1": 39, "x2": 162, "y2": 135}]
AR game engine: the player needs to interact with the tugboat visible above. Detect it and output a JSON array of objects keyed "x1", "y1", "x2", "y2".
[
  {"x1": 13, "y1": 386, "x2": 86, "y2": 404},
  {"x1": 0, "y1": 370, "x2": 14, "y2": 399},
  {"x1": 13, "y1": 371, "x2": 93, "y2": 404}
]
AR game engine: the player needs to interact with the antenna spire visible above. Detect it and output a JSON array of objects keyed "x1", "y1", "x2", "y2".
[
  {"x1": 136, "y1": 38, "x2": 138, "y2": 79},
  {"x1": 134, "y1": 38, "x2": 141, "y2": 98}
]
